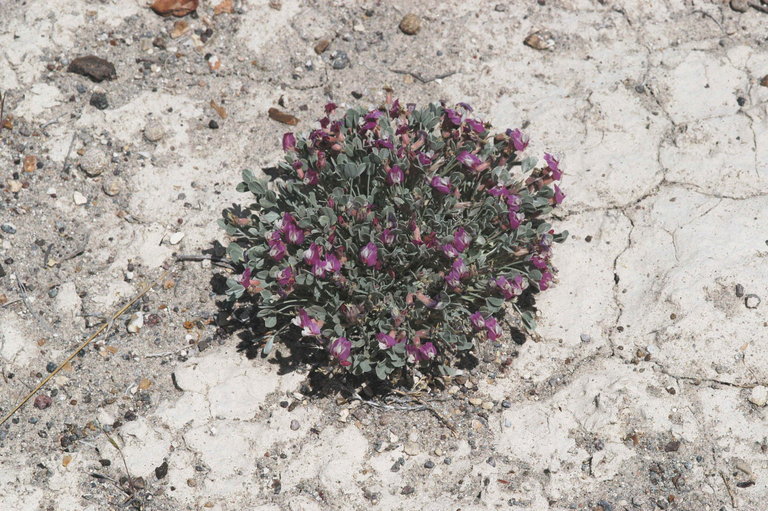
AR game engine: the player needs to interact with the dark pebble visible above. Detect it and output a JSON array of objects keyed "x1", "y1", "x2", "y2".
[
  {"x1": 67, "y1": 55, "x2": 117, "y2": 82},
  {"x1": 664, "y1": 440, "x2": 681, "y2": 452},
  {"x1": 597, "y1": 501, "x2": 613, "y2": 511},
  {"x1": 486, "y1": 457, "x2": 496, "y2": 467},
  {"x1": 501, "y1": 400, "x2": 511, "y2": 408},
  {"x1": 290, "y1": 419, "x2": 300, "y2": 431},
  {"x1": 76, "y1": 84, "x2": 87, "y2": 94},
  {"x1": 1, "y1": 224, "x2": 16, "y2": 234},
  {"x1": 351, "y1": 91, "x2": 363, "y2": 99},
  {"x1": 444, "y1": 457, "x2": 452, "y2": 465},
  {"x1": 124, "y1": 410, "x2": 137, "y2": 421},
  {"x1": 48, "y1": 287, "x2": 59, "y2": 298},
  {"x1": 99, "y1": 459, "x2": 111, "y2": 466},
  {"x1": 390, "y1": 462, "x2": 400, "y2": 472},
  {"x1": 495, "y1": 4, "x2": 508, "y2": 11},
  {"x1": 38, "y1": 430, "x2": 48, "y2": 438},
  {"x1": 279, "y1": 400, "x2": 289, "y2": 408},
  {"x1": 46, "y1": 362, "x2": 57, "y2": 373},
  {"x1": 331, "y1": 51, "x2": 350, "y2": 70},
  {"x1": 401, "y1": 485, "x2": 414, "y2": 495},
  {"x1": 34, "y1": 395, "x2": 52, "y2": 410},
  {"x1": 155, "y1": 461, "x2": 168, "y2": 479},
  {"x1": 424, "y1": 460, "x2": 435, "y2": 469},
  {"x1": 208, "y1": 120, "x2": 219, "y2": 129},
  {"x1": 90, "y1": 92, "x2": 109, "y2": 110},
  {"x1": 735, "y1": 284, "x2": 744, "y2": 297},
  {"x1": 737, "y1": 96, "x2": 747, "y2": 106}
]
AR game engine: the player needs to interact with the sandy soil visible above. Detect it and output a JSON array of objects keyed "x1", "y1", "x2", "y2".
[{"x1": 2, "y1": 0, "x2": 768, "y2": 510}]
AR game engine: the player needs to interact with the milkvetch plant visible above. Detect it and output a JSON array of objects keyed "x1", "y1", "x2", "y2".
[{"x1": 220, "y1": 98, "x2": 567, "y2": 381}]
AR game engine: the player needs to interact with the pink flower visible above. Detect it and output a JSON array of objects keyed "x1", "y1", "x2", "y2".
[
  {"x1": 304, "y1": 243, "x2": 323, "y2": 266},
  {"x1": 304, "y1": 170, "x2": 319, "y2": 186},
  {"x1": 453, "y1": 228, "x2": 471, "y2": 252},
  {"x1": 292, "y1": 309, "x2": 322, "y2": 337},
  {"x1": 531, "y1": 255, "x2": 547, "y2": 270},
  {"x1": 386, "y1": 165, "x2": 404, "y2": 185},
  {"x1": 444, "y1": 108, "x2": 462, "y2": 126},
  {"x1": 554, "y1": 184, "x2": 565, "y2": 205},
  {"x1": 380, "y1": 228, "x2": 396, "y2": 245},
  {"x1": 406, "y1": 342, "x2": 437, "y2": 363},
  {"x1": 417, "y1": 152, "x2": 433, "y2": 166},
  {"x1": 316, "y1": 150, "x2": 327, "y2": 170},
  {"x1": 360, "y1": 242, "x2": 379, "y2": 267},
  {"x1": 445, "y1": 268, "x2": 462, "y2": 288},
  {"x1": 456, "y1": 150, "x2": 482, "y2": 170},
  {"x1": 430, "y1": 176, "x2": 451, "y2": 194},
  {"x1": 544, "y1": 153, "x2": 562, "y2": 180},
  {"x1": 508, "y1": 128, "x2": 529, "y2": 152},
  {"x1": 470, "y1": 311, "x2": 486, "y2": 330},
  {"x1": 508, "y1": 210, "x2": 524, "y2": 229},
  {"x1": 452, "y1": 258, "x2": 469, "y2": 278},
  {"x1": 282, "y1": 132, "x2": 296, "y2": 151},
  {"x1": 329, "y1": 337, "x2": 352, "y2": 366},
  {"x1": 276, "y1": 267, "x2": 294, "y2": 287},
  {"x1": 485, "y1": 317, "x2": 503, "y2": 340},
  {"x1": 492, "y1": 275, "x2": 528, "y2": 299},
  {"x1": 441, "y1": 243, "x2": 459, "y2": 258},
  {"x1": 268, "y1": 239, "x2": 287, "y2": 261},
  {"x1": 324, "y1": 253, "x2": 341, "y2": 274},
  {"x1": 376, "y1": 333, "x2": 400, "y2": 349},
  {"x1": 389, "y1": 99, "x2": 402, "y2": 117},
  {"x1": 539, "y1": 271, "x2": 554, "y2": 291},
  {"x1": 324, "y1": 102, "x2": 337, "y2": 115},
  {"x1": 285, "y1": 223, "x2": 305, "y2": 245},
  {"x1": 238, "y1": 268, "x2": 253, "y2": 287}
]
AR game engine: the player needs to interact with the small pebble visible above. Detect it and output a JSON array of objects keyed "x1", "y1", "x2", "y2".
[
  {"x1": 290, "y1": 419, "x2": 300, "y2": 431},
  {"x1": 46, "y1": 362, "x2": 57, "y2": 373},
  {"x1": 735, "y1": 284, "x2": 744, "y2": 297},
  {"x1": 127, "y1": 312, "x2": 144, "y2": 334},
  {"x1": 90, "y1": 92, "x2": 109, "y2": 110},
  {"x1": 76, "y1": 84, "x2": 87, "y2": 94},
  {"x1": 331, "y1": 51, "x2": 350, "y2": 70},
  {"x1": 401, "y1": 485, "x2": 414, "y2": 495},
  {"x1": 102, "y1": 178, "x2": 122, "y2": 196},
  {"x1": 424, "y1": 460, "x2": 435, "y2": 469},
  {"x1": 48, "y1": 287, "x2": 59, "y2": 298},
  {"x1": 399, "y1": 13, "x2": 421, "y2": 35},
  {"x1": 34, "y1": 395, "x2": 52, "y2": 410},
  {"x1": 737, "y1": 96, "x2": 747, "y2": 107},
  {"x1": 143, "y1": 121, "x2": 165, "y2": 142},
  {"x1": 79, "y1": 148, "x2": 109, "y2": 176},
  {"x1": 403, "y1": 442, "x2": 419, "y2": 456},
  {"x1": 580, "y1": 333, "x2": 591, "y2": 342},
  {"x1": 469, "y1": 397, "x2": 482, "y2": 406},
  {"x1": 730, "y1": 0, "x2": 748, "y2": 12},
  {"x1": 749, "y1": 385, "x2": 768, "y2": 407},
  {"x1": 168, "y1": 232, "x2": 185, "y2": 245},
  {"x1": 444, "y1": 457, "x2": 452, "y2": 465},
  {"x1": 501, "y1": 400, "x2": 511, "y2": 408},
  {"x1": 494, "y1": 3, "x2": 508, "y2": 11},
  {"x1": 745, "y1": 294, "x2": 761, "y2": 309},
  {"x1": 1, "y1": 224, "x2": 16, "y2": 234},
  {"x1": 73, "y1": 191, "x2": 87, "y2": 205},
  {"x1": 208, "y1": 119, "x2": 219, "y2": 129}
]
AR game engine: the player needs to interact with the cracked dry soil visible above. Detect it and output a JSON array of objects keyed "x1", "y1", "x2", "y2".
[{"x1": 2, "y1": 1, "x2": 768, "y2": 510}]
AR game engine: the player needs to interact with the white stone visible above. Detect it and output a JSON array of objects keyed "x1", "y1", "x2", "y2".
[
  {"x1": 749, "y1": 386, "x2": 767, "y2": 407},
  {"x1": 168, "y1": 232, "x2": 185, "y2": 245},
  {"x1": 73, "y1": 191, "x2": 87, "y2": 205}
]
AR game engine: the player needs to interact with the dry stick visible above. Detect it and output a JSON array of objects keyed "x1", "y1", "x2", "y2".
[
  {"x1": 0, "y1": 271, "x2": 169, "y2": 428},
  {"x1": 389, "y1": 68, "x2": 457, "y2": 83}
]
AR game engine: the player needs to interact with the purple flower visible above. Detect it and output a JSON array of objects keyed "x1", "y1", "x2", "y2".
[
  {"x1": 508, "y1": 129, "x2": 529, "y2": 152},
  {"x1": 456, "y1": 150, "x2": 482, "y2": 170},
  {"x1": 453, "y1": 228, "x2": 471, "y2": 252},
  {"x1": 444, "y1": 108, "x2": 462, "y2": 126},
  {"x1": 373, "y1": 138, "x2": 395, "y2": 150},
  {"x1": 276, "y1": 267, "x2": 294, "y2": 287},
  {"x1": 329, "y1": 337, "x2": 352, "y2": 366},
  {"x1": 430, "y1": 176, "x2": 451, "y2": 194},
  {"x1": 544, "y1": 153, "x2": 562, "y2": 180},
  {"x1": 376, "y1": 333, "x2": 399, "y2": 349},
  {"x1": 465, "y1": 118, "x2": 485, "y2": 133},
  {"x1": 324, "y1": 253, "x2": 341, "y2": 274},
  {"x1": 406, "y1": 342, "x2": 437, "y2": 363},
  {"x1": 485, "y1": 317, "x2": 503, "y2": 340},
  {"x1": 238, "y1": 267, "x2": 252, "y2": 287},
  {"x1": 470, "y1": 311, "x2": 486, "y2": 330},
  {"x1": 316, "y1": 150, "x2": 327, "y2": 170},
  {"x1": 292, "y1": 309, "x2": 322, "y2": 337},
  {"x1": 268, "y1": 239, "x2": 287, "y2": 261},
  {"x1": 386, "y1": 165, "x2": 404, "y2": 185},
  {"x1": 456, "y1": 102, "x2": 473, "y2": 112},
  {"x1": 417, "y1": 152, "x2": 433, "y2": 166},
  {"x1": 324, "y1": 102, "x2": 337, "y2": 115},
  {"x1": 311, "y1": 262, "x2": 326, "y2": 278},
  {"x1": 304, "y1": 170, "x2": 319, "y2": 186},
  {"x1": 360, "y1": 242, "x2": 379, "y2": 267},
  {"x1": 531, "y1": 256, "x2": 547, "y2": 270},
  {"x1": 508, "y1": 210, "x2": 524, "y2": 229},
  {"x1": 493, "y1": 274, "x2": 528, "y2": 299},
  {"x1": 389, "y1": 99, "x2": 401, "y2": 117},
  {"x1": 282, "y1": 132, "x2": 296, "y2": 152},
  {"x1": 444, "y1": 268, "x2": 462, "y2": 288},
  {"x1": 452, "y1": 257, "x2": 469, "y2": 278},
  {"x1": 554, "y1": 184, "x2": 565, "y2": 205},
  {"x1": 380, "y1": 228, "x2": 396, "y2": 245},
  {"x1": 441, "y1": 243, "x2": 459, "y2": 258},
  {"x1": 304, "y1": 243, "x2": 323, "y2": 266},
  {"x1": 539, "y1": 271, "x2": 554, "y2": 291},
  {"x1": 285, "y1": 223, "x2": 305, "y2": 245},
  {"x1": 361, "y1": 109, "x2": 384, "y2": 130}
]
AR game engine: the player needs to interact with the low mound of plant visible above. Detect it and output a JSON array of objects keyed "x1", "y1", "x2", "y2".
[{"x1": 220, "y1": 98, "x2": 567, "y2": 382}]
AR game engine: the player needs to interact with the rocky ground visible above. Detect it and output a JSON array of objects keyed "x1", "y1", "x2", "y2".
[{"x1": 2, "y1": 0, "x2": 768, "y2": 510}]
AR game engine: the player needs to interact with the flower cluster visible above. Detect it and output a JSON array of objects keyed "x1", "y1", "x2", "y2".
[{"x1": 221, "y1": 99, "x2": 567, "y2": 381}]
